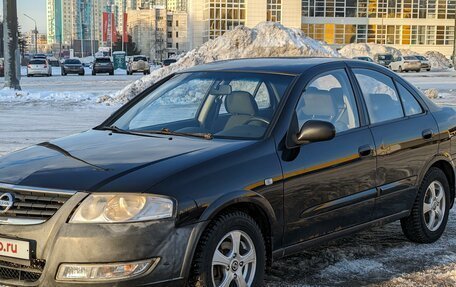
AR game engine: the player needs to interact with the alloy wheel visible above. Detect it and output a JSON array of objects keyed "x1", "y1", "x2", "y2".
[
  {"x1": 423, "y1": 180, "x2": 446, "y2": 232},
  {"x1": 211, "y1": 230, "x2": 257, "y2": 287}
]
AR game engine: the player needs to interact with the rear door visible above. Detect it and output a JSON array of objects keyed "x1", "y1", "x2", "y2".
[
  {"x1": 280, "y1": 66, "x2": 377, "y2": 246},
  {"x1": 350, "y1": 66, "x2": 439, "y2": 218}
]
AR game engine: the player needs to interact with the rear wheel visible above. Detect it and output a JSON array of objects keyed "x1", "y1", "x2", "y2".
[
  {"x1": 427, "y1": 68, "x2": 431, "y2": 72},
  {"x1": 401, "y1": 167, "x2": 450, "y2": 243},
  {"x1": 109, "y1": 71, "x2": 114, "y2": 76},
  {"x1": 189, "y1": 211, "x2": 265, "y2": 287},
  {"x1": 92, "y1": 71, "x2": 96, "y2": 76},
  {"x1": 398, "y1": 66, "x2": 403, "y2": 73}
]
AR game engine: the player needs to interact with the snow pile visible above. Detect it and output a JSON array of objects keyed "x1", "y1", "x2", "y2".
[
  {"x1": 339, "y1": 43, "x2": 401, "y2": 59},
  {"x1": 0, "y1": 88, "x2": 100, "y2": 103},
  {"x1": 423, "y1": 88, "x2": 440, "y2": 99},
  {"x1": 399, "y1": 49, "x2": 419, "y2": 56},
  {"x1": 100, "y1": 22, "x2": 339, "y2": 104},
  {"x1": 424, "y1": 51, "x2": 453, "y2": 70}
]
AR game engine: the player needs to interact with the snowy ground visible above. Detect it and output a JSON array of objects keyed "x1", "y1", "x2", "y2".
[{"x1": 1, "y1": 70, "x2": 456, "y2": 286}]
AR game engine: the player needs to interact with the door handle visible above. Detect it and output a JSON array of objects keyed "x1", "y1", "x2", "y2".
[
  {"x1": 422, "y1": 129, "x2": 433, "y2": 140},
  {"x1": 358, "y1": 145, "x2": 373, "y2": 157}
]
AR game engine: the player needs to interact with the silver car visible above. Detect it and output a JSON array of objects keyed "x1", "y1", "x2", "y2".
[
  {"x1": 389, "y1": 56, "x2": 421, "y2": 73},
  {"x1": 415, "y1": 55, "x2": 432, "y2": 71},
  {"x1": 27, "y1": 59, "x2": 52, "y2": 77}
]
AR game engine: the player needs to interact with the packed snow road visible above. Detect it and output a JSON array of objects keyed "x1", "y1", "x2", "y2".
[{"x1": 1, "y1": 70, "x2": 456, "y2": 286}]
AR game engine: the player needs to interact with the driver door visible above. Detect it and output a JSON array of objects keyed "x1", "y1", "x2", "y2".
[{"x1": 280, "y1": 68, "x2": 377, "y2": 246}]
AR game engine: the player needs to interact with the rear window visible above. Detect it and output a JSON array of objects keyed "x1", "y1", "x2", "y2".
[
  {"x1": 30, "y1": 59, "x2": 46, "y2": 64},
  {"x1": 378, "y1": 55, "x2": 393, "y2": 60},
  {"x1": 134, "y1": 56, "x2": 147, "y2": 62},
  {"x1": 96, "y1": 58, "x2": 111, "y2": 63},
  {"x1": 65, "y1": 59, "x2": 81, "y2": 64},
  {"x1": 415, "y1": 56, "x2": 426, "y2": 61}
]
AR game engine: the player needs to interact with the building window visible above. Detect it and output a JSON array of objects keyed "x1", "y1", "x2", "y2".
[
  {"x1": 176, "y1": 20, "x2": 179, "y2": 27},
  {"x1": 267, "y1": 0, "x2": 282, "y2": 22},
  {"x1": 176, "y1": 31, "x2": 179, "y2": 38},
  {"x1": 176, "y1": 42, "x2": 179, "y2": 49}
]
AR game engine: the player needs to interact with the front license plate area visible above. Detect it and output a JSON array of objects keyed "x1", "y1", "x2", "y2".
[{"x1": 0, "y1": 237, "x2": 31, "y2": 260}]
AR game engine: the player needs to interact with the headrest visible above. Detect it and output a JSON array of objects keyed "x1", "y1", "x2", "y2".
[
  {"x1": 301, "y1": 89, "x2": 336, "y2": 117},
  {"x1": 225, "y1": 91, "x2": 258, "y2": 116}
]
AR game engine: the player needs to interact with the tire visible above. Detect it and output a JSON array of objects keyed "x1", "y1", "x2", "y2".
[
  {"x1": 143, "y1": 71, "x2": 148, "y2": 75},
  {"x1": 427, "y1": 68, "x2": 431, "y2": 72},
  {"x1": 189, "y1": 211, "x2": 265, "y2": 287},
  {"x1": 401, "y1": 167, "x2": 451, "y2": 243},
  {"x1": 92, "y1": 71, "x2": 96, "y2": 76},
  {"x1": 109, "y1": 71, "x2": 114, "y2": 76},
  {"x1": 398, "y1": 66, "x2": 403, "y2": 73}
]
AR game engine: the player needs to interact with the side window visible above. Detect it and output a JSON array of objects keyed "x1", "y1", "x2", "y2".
[
  {"x1": 295, "y1": 69, "x2": 360, "y2": 133},
  {"x1": 396, "y1": 82, "x2": 423, "y2": 116},
  {"x1": 353, "y1": 69, "x2": 404, "y2": 124}
]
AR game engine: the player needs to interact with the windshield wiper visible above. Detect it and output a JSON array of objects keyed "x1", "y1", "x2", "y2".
[
  {"x1": 97, "y1": 125, "x2": 161, "y2": 138},
  {"x1": 140, "y1": 128, "x2": 214, "y2": 140}
]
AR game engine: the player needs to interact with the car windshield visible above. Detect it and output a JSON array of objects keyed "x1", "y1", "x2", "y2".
[
  {"x1": 110, "y1": 72, "x2": 295, "y2": 139},
  {"x1": 415, "y1": 56, "x2": 426, "y2": 61},
  {"x1": 134, "y1": 56, "x2": 147, "y2": 61},
  {"x1": 404, "y1": 56, "x2": 417, "y2": 60},
  {"x1": 65, "y1": 59, "x2": 81, "y2": 64},
  {"x1": 96, "y1": 58, "x2": 111, "y2": 63},
  {"x1": 30, "y1": 59, "x2": 46, "y2": 64}
]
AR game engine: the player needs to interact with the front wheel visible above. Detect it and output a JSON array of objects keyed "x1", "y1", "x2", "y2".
[
  {"x1": 189, "y1": 211, "x2": 265, "y2": 287},
  {"x1": 401, "y1": 167, "x2": 450, "y2": 243}
]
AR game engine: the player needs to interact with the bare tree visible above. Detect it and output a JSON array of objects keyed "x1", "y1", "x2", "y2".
[{"x1": 3, "y1": 0, "x2": 21, "y2": 90}]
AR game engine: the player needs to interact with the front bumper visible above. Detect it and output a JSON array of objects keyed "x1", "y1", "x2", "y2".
[
  {"x1": 0, "y1": 192, "x2": 201, "y2": 286},
  {"x1": 93, "y1": 67, "x2": 113, "y2": 73},
  {"x1": 27, "y1": 69, "x2": 49, "y2": 75},
  {"x1": 63, "y1": 68, "x2": 84, "y2": 74}
]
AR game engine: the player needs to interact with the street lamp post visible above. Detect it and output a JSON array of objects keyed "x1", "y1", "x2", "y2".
[{"x1": 23, "y1": 13, "x2": 38, "y2": 54}]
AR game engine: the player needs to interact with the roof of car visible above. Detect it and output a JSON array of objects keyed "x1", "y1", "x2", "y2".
[{"x1": 182, "y1": 57, "x2": 351, "y2": 75}]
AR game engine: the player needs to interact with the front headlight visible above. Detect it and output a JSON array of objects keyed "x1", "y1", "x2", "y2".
[{"x1": 70, "y1": 194, "x2": 174, "y2": 223}]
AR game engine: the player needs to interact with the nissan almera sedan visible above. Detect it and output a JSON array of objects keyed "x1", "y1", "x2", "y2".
[{"x1": 0, "y1": 58, "x2": 455, "y2": 287}]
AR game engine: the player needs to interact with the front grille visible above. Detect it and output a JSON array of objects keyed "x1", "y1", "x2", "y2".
[
  {"x1": 0, "y1": 259, "x2": 45, "y2": 282},
  {"x1": 0, "y1": 186, "x2": 74, "y2": 221}
]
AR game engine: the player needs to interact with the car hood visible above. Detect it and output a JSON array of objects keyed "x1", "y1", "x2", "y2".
[{"x1": 0, "y1": 130, "x2": 251, "y2": 192}]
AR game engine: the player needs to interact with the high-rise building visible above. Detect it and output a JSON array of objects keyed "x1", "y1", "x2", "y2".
[
  {"x1": 302, "y1": 0, "x2": 456, "y2": 56},
  {"x1": 127, "y1": 6, "x2": 168, "y2": 60},
  {"x1": 187, "y1": 0, "x2": 301, "y2": 49},
  {"x1": 46, "y1": 0, "x2": 104, "y2": 55},
  {"x1": 167, "y1": 11, "x2": 189, "y2": 56},
  {"x1": 167, "y1": 0, "x2": 187, "y2": 11}
]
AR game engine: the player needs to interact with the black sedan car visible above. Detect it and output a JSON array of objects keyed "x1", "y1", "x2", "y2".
[
  {"x1": 0, "y1": 58, "x2": 455, "y2": 287},
  {"x1": 92, "y1": 57, "x2": 114, "y2": 75},
  {"x1": 61, "y1": 59, "x2": 85, "y2": 76}
]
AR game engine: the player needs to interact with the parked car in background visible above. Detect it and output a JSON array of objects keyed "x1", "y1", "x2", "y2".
[
  {"x1": 47, "y1": 57, "x2": 61, "y2": 67},
  {"x1": 27, "y1": 58, "x2": 52, "y2": 77},
  {"x1": 374, "y1": 53, "x2": 394, "y2": 67},
  {"x1": 163, "y1": 58, "x2": 177, "y2": 66},
  {"x1": 61, "y1": 59, "x2": 85, "y2": 76},
  {"x1": 0, "y1": 58, "x2": 4, "y2": 77},
  {"x1": 1, "y1": 58, "x2": 454, "y2": 286},
  {"x1": 32, "y1": 53, "x2": 47, "y2": 59},
  {"x1": 352, "y1": 56, "x2": 374, "y2": 62},
  {"x1": 415, "y1": 55, "x2": 431, "y2": 71},
  {"x1": 127, "y1": 55, "x2": 150, "y2": 75},
  {"x1": 390, "y1": 56, "x2": 422, "y2": 73},
  {"x1": 92, "y1": 57, "x2": 114, "y2": 76}
]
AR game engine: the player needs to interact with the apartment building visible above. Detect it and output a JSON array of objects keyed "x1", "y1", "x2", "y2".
[{"x1": 302, "y1": 0, "x2": 456, "y2": 56}]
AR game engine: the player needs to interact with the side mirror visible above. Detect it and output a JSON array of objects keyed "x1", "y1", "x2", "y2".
[{"x1": 295, "y1": 120, "x2": 335, "y2": 145}]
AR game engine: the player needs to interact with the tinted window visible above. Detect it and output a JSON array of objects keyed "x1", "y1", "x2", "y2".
[
  {"x1": 30, "y1": 59, "x2": 46, "y2": 64},
  {"x1": 295, "y1": 69, "x2": 359, "y2": 133},
  {"x1": 397, "y1": 82, "x2": 423, "y2": 116},
  {"x1": 404, "y1": 56, "x2": 417, "y2": 60},
  {"x1": 353, "y1": 69, "x2": 404, "y2": 124},
  {"x1": 134, "y1": 56, "x2": 148, "y2": 62},
  {"x1": 65, "y1": 59, "x2": 81, "y2": 64},
  {"x1": 96, "y1": 58, "x2": 111, "y2": 63}
]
